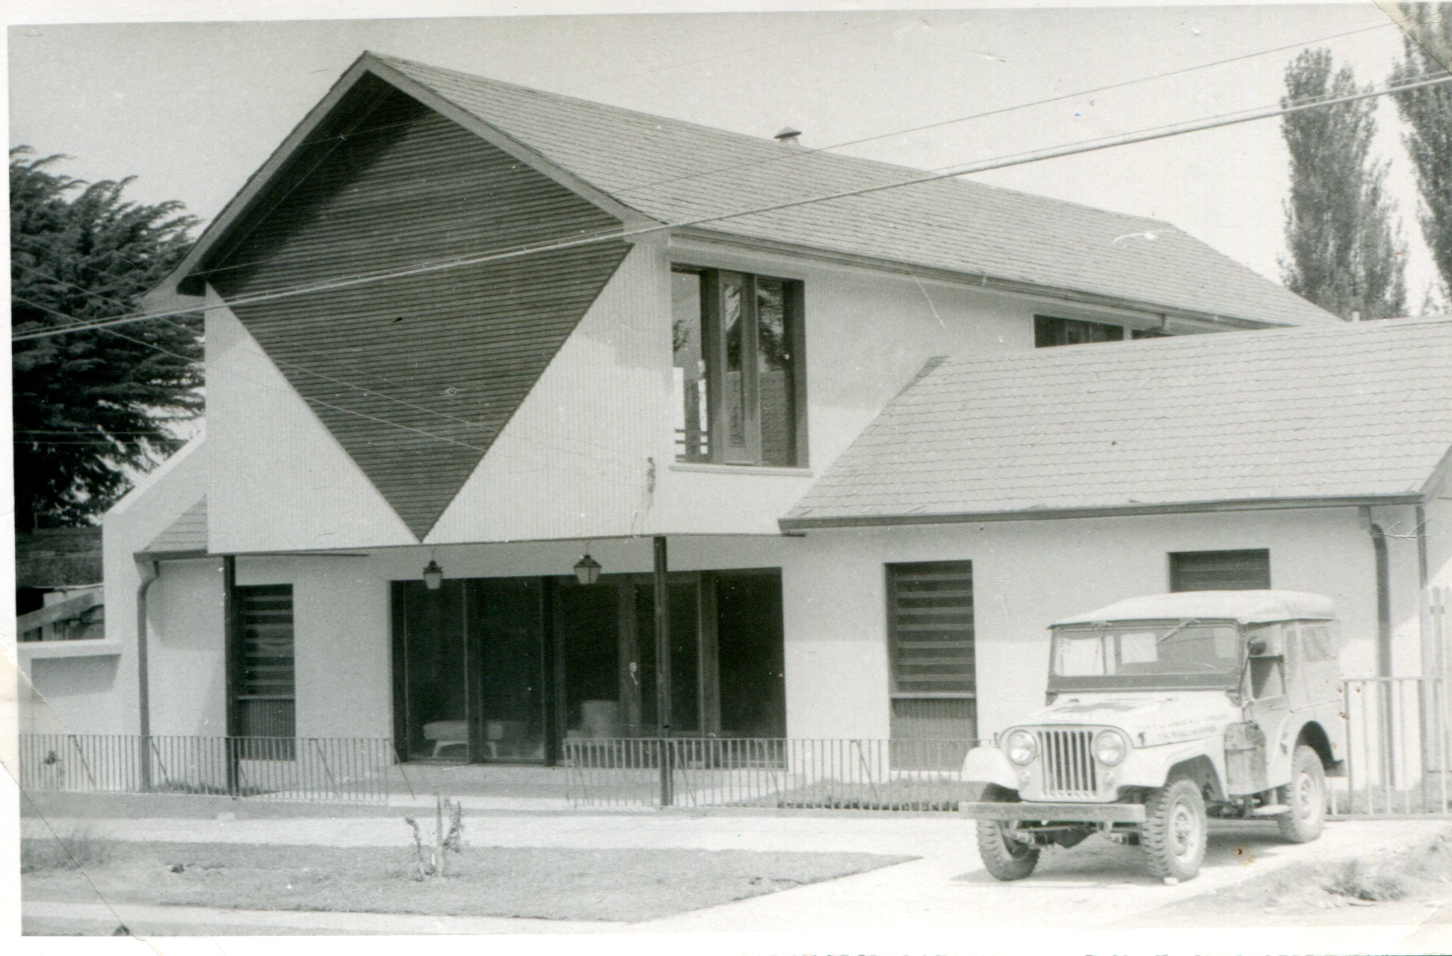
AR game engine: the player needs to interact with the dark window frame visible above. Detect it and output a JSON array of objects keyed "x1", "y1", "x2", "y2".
[
  {"x1": 1034, "y1": 314, "x2": 1125, "y2": 348},
  {"x1": 672, "y1": 264, "x2": 808, "y2": 467},
  {"x1": 1169, "y1": 549, "x2": 1272, "y2": 592}
]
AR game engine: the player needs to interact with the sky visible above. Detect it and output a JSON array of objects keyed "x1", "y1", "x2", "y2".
[{"x1": 3, "y1": 1, "x2": 1444, "y2": 311}]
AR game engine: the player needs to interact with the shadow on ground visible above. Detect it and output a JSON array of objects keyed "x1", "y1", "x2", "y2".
[{"x1": 952, "y1": 821, "x2": 1296, "y2": 885}]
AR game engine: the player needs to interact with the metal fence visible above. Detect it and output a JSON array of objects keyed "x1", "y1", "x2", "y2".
[
  {"x1": 564, "y1": 737, "x2": 982, "y2": 809},
  {"x1": 18, "y1": 734, "x2": 394, "y2": 804},
  {"x1": 1334, "y1": 677, "x2": 1452, "y2": 816}
]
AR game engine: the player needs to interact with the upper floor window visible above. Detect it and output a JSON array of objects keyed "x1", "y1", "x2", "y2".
[{"x1": 672, "y1": 266, "x2": 805, "y2": 466}]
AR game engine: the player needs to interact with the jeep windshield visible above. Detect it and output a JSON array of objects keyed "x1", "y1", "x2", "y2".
[{"x1": 1048, "y1": 621, "x2": 1242, "y2": 691}]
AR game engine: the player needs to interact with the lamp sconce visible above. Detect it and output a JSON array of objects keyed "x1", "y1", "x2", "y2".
[
  {"x1": 422, "y1": 559, "x2": 444, "y2": 590},
  {"x1": 573, "y1": 553, "x2": 602, "y2": 585}
]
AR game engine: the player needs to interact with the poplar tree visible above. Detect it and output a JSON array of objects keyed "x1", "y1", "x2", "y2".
[
  {"x1": 1278, "y1": 49, "x2": 1406, "y2": 320},
  {"x1": 1389, "y1": 3, "x2": 1452, "y2": 305},
  {"x1": 10, "y1": 147, "x2": 202, "y2": 530}
]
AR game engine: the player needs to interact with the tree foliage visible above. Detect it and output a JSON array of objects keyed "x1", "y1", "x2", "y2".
[
  {"x1": 1390, "y1": 2, "x2": 1452, "y2": 304},
  {"x1": 1278, "y1": 49, "x2": 1406, "y2": 320},
  {"x1": 10, "y1": 147, "x2": 202, "y2": 530}
]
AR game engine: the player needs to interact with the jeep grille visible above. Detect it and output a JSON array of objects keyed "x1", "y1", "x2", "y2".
[{"x1": 1038, "y1": 729, "x2": 1098, "y2": 797}]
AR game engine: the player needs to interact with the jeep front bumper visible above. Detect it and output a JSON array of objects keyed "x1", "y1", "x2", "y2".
[{"x1": 960, "y1": 802, "x2": 1147, "y2": 824}]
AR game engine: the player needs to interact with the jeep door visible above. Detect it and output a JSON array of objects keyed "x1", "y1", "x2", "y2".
[{"x1": 1245, "y1": 623, "x2": 1294, "y2": 788}]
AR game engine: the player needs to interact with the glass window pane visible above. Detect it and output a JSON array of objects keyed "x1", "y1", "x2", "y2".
[
  {"x1": 671, "y1": 271, "x2": 708, "y2": 462},
  {"x1": 756, "y1": 279, "x2": 796, "y2": 466},
  {"x1": 722, "y1": 275, "x2": 748, "y2": 458}
]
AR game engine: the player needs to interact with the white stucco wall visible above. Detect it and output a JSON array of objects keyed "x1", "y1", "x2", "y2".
[
  {"x1": 780, "y1": 506, "x2": 1400, "y2": 742},
  {"x1": 94, "y1": 436, "x2": 210, "y2": 736},
  {"x1": 147, "y1": 558, "x2": 226, "y2": 736}
]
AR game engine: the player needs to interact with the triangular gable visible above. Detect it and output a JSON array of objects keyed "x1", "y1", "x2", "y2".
[{"x1": 191, "y1": 72, "x2": 630, "y2": 539}]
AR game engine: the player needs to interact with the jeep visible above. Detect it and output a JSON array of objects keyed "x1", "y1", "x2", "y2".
[{"x1": 960, "y1": 590, "x2": 1344, "y2": 882}]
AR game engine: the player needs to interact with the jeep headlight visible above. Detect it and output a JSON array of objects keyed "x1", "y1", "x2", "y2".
[
  {"x1": 1093, "y1": 729, "x2": 1129, "y2": 766},
  {"x1": 1004, "y1": 729, "x2": 1038, "y2": 765}
]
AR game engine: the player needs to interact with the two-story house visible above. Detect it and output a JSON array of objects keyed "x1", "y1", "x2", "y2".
[{"x1": 58, "y1": 52, "x2": 1449, "y2": 779}]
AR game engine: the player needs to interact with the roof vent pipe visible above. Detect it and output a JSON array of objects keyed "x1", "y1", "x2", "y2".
[{"x1": 774, "y1": 127, "x2": 802, "y2": 146}]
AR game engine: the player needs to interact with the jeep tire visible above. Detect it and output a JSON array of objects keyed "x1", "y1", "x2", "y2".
[
  {"x1": 975, "y1": 788, "x2": 1039, "y2": 881},
  {"x1": 1142, "y1": 777, "x2": 1206, "y2": 882},
  {"x1": 1277, "y1": 744, "x2": 1326, "y2": 844}
]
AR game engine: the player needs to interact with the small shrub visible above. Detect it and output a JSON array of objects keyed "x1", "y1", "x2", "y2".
[
  {"x1": 21, "y1": 830, "x2": 112, "y2": 873},
  {"x1": 1322, "y1": 858, "x2": 1409, "y2": 902}
]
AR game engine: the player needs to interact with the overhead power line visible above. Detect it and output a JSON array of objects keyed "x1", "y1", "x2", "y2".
[{"x1": 13, "y1": 68, "x2": 1452, "y2": 345}]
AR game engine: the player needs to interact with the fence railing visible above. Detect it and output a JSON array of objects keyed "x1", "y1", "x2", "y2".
[
  {"x1": 564, "y1": 737, "x2": 982, "y2": 809},
  {"x1": 18, "y1": 734, "x2": 394, "y2": 804},
  {"x1": 1334, "y1": 677, "x2": 1452, "y2": 816}
]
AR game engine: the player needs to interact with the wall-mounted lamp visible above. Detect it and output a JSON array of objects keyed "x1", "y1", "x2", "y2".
[
  {"x1": 573, "y1": 553, "x2": 602, "y2": 585},
  {"x1": 422, "y1": 558, "x2": 444, "y2": 590}
]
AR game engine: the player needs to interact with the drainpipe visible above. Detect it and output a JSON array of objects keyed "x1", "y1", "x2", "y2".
[
  {"x1": 1418, "y1": 504, "x2": 1432, "y2": 676},
  {"x1": 1366, "y1": 508, "x2": 1395, "y2": 787},
  {"x1": 135, "y1": 559, "x2": 161, "y2": 791}
]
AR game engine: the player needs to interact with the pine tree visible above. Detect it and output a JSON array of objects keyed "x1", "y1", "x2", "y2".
[
  {"x1": 1390, "y1": 3, "x2": 1452, "y2": 306},
  {"x1": 1278, "y1": 49, "x2": 1406, "y2": 320},
  {"x1": 10, "y1": 147, "x2": 202, "y2": 530}
]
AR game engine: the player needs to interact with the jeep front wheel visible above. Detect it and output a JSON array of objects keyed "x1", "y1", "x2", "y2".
[
  {"x1": 1277, "y1": 744, "x2": 1326, "y2": 844},
  {"x1": 1142, "y1": 778, "x2": 1206, "y2": 882},
  {"x1": 975, "y1": 788, "x2": 1039, "y2": 881}
]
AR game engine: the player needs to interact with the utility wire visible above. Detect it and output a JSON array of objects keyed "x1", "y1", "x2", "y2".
[
  {"x1": 186, "y1": 21, "x2": 1402, "y2": 284},
  {"x1": 14, "y1": 68, "x2": 1451, "y2": 345},
  {"x1": 605, "y1": 20, "x2": 1401, "y2": 198},
  {"x1": 17, "y1": 262, "x2": 646, "y2": 463}
]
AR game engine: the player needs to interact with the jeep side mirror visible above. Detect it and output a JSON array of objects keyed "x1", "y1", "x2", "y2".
[{"x1": 1248, "y1": 639, "x2": 1268, "y2": 656}]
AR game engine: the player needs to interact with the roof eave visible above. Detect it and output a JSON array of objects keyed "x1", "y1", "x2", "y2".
[
  {"x1": 778, "y1": 493, "x2": 1427, "y2": 531},
  {"x1": 672, "y1": 226, "x2": 1331, "y2": 331}
]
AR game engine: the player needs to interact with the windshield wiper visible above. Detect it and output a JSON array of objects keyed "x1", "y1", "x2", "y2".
[{"x1": 1157, "y1": 619, "x2": 1199, "y2": 644}]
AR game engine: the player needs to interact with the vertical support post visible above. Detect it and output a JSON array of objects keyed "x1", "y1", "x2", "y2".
[
  {"x1": 544, "y1": 577, "x2": 564, "y2": 767},
  {"x1": 698, "y1": 572, "x2": 720, "y2": 738},
  {"x1": 617, "y1": 578, "x2": 641, "y2": 736},
  {"x1": 222, "y1": 555, "x2": 239, "y2": 796},
  {"x1": 654, "y1": 535, "x2": 673, "y2": 806}
]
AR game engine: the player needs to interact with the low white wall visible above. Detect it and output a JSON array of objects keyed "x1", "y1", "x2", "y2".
[{"x1": 782, "y1": 506, "x2": 1397, "y2": 742}]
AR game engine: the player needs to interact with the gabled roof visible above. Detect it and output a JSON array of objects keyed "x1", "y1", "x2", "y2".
[
  {"x1": 782, "y1": 319, "x2": 1452, "y2": 529},
  {"x1": 139, "y1": 497, "x2": 208, "y2": 557},
  {"x1": 161, "y1": 51, "x2": 1337, "y2": 331},
  {"x1": 1053, "y1": 590, "x2": 1337, "y2": 626}
]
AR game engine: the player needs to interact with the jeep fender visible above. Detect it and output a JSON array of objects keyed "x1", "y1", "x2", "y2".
[
  {"x1": 962, "y1": 744, "x2": 1019, "y2": 790},
  {"x1": 1115, "y1": 740, "x2": 1227, "y2": 796}
]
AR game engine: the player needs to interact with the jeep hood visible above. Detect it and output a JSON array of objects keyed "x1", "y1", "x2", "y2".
[{"x1": 1015, "y1": 693, "x2": 1240, "y2": 746}]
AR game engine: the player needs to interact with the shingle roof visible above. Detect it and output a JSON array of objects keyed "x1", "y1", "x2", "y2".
[
  {"x1": 374, "y1": 53, "x2": 1338, "y2": 330},
  {"x1": 140, "y1": 497, "x2": 208, "y2": 555},
  {"x1": 783, "y1": 319, "x2": 1452, "y2": 527}
]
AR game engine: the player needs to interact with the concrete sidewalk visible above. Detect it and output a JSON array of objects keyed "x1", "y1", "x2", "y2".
[{"x1": 23, "y1": 800, "x2": 1452, "y2": 939}]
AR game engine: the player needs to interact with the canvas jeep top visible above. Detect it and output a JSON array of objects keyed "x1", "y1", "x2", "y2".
[{"x1": 960, "y1": 590, "x2": 1344, "y2": 883}]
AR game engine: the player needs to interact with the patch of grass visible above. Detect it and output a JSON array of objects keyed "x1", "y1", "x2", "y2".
[
  {"x1": 21, "y1": 832, "x2": 113, "y2": 874},
  {"x1": 1321, "y1": 858, "x2": 1409, "y2": 902},
  {"x1": 101, "y1": 842, "x2": 913, "y2": 922}
]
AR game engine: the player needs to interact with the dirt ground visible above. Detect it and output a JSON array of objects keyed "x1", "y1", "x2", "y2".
[
  {"x1": 1116, "y1": 825, "x2": 1452, "y2": 928},
  {"x1": 21, "y1": 838, "x2": 914, "y2": 923}
]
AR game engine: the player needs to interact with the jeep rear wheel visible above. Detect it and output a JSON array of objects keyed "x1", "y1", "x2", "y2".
[
  {"x1": 975, "y1": 789, "x2": 1039, "y2": 881},
  {"x1": 1142, "y1": 778, "x2": 1206, "y2": 882},
  {"x1": 1277, "y1": 744, "x2": 1326, "y2": 844}
]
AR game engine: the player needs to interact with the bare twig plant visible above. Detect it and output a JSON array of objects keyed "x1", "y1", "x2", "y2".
[{"x1": 404, "y1": 795, "x2": 465, "y2": 880}]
